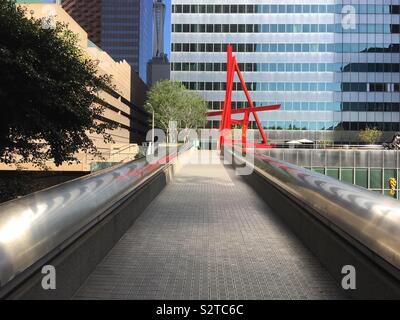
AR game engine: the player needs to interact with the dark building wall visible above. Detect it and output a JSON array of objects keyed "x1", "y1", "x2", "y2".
[
  {"x1": 62, "y1": 0, "x2": 102, "y2": 46},
  {"x1": 101, "y1": 0, "x2": 152, "y2": 83},
  {"x1": 147, "y1": 56, "x2": 171, "y2": 85},
  {"x1": 101, "y1": 0, "x2": 140, "y2": 72},
  {"x1": 130, "y1": 72, "x2": 150, "y2": 144},
  {"x1": 62, "y1": 0, "x2": 153, "y2": 83},
  {"x1": 138, "y1": 0, "x2": 153, "y2": 83}
]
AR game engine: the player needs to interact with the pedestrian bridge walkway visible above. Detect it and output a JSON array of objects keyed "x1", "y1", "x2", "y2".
[
  {"x1": 0, "y1": 148, "x2": 399, "y2": 300},
  {"x1": 74, "y1": 154, "x2": 343, "y2": 299}
]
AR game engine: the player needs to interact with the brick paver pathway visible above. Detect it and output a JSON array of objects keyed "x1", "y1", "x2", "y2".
[{"x1": 74, "y1": 151, "x2": 345, "y2": 300}]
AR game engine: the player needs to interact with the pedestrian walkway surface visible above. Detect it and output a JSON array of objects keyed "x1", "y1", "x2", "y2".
[{"x1": 74, "y1": 151, "x2": 345, "y2": 300}]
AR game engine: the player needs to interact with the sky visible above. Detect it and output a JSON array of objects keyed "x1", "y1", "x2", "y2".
[{"x1": 164, "y1": 0, "x2": 171, "y2": 58}]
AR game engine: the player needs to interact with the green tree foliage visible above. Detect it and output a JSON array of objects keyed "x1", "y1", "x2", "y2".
[
  {"x1": 0, "y1": 0, "x2": 115, "y2": 167},
  {"x1": 358, "y1": 127, "x2": 383, "y2": 144},
  {"x1": 145, "y1": 80, "x2": 207, "y2": 139}
]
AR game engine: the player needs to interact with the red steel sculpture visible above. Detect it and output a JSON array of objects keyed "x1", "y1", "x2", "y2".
[{"x1": 207, "y1": 44, "x2": 281, "y2": 150}]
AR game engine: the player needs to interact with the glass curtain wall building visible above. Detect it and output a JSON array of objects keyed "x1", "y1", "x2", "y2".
[
  {"x1": 96, "y1": 0, "x2": 153, "y2": 83},
  {"x1": 170, "y1": 1, "x2": 400, "y2": 143},
  {"x1": 62, "y1": 0, "x2": 153, "y2": 83}
]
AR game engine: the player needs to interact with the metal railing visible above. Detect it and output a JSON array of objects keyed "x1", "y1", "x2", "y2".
[
  {"x1": 230, "y1": 148, "x2": 400, "y2": 278},
  {"x1": 0, "y1": 144, "x2": 192, "y2": 295},
  {"x1": 259, "y1": 148, "x2": 400, "y2": 169},
  {"x1": 257, "y1": 148, "x2": 400, "y2": 197}
]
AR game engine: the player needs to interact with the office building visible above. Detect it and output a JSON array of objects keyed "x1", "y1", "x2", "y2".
[
  {"x1": 153, "y1": 0, "x2": 167, "y2": 57},
  {"x1": 62, "y1": 0, "x2": 153, "y2": 83},
  {"x1": 61, "y1": 0, "x2": 102, "y2": 45},
  {"x1": 171, "y1": 1, "x2": 400, "y2": 143},
  {"x1": 147, "y1": 55, "x2": 171, "y2": 85},
  {"x1": 148, "y1": 0, "x2": 170, "y2": 85}
]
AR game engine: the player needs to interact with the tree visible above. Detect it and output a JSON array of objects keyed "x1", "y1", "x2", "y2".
[
  {"x1": 145, "y1": 80, "x2": 207, "y2": 142},
  {"x1": 358, "y1": 127, "x2": 383, "y2": 144},
  {"x1": 0, "y1": 0, "x2": 115, "y2": 167},
  {"x1": 179, "y1": 90, "x2": 208, "y2": 141}
]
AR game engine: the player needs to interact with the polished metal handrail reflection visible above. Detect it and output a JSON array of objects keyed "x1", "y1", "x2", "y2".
[
  {"x1": 0, "y1": 144, "x2": 192, "y2": 292},
  {"x1": 231, "y1": 149, "x2": 400, "y2": 275}
]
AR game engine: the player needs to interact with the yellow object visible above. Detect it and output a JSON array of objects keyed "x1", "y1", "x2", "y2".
[{"x1": 389, "y1": 178, "x2": 397, "y2": 196}]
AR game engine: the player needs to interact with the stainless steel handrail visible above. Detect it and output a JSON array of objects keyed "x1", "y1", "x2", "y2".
[
  {"x1": 0, "y1": 144, "x2": 192, "y2": 292},
  {"x1": 231, "y1": 149, "x2": 400, "y2": 275}
]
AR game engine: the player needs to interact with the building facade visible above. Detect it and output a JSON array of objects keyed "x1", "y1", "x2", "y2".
[
  {"x1": 171, "y1": 0, "x2": 400, "y2": 143},
  {"x1": 131, "y1": 71, "x2": 150, "y2": 144},
  {"x1": 147, "y1": 0, "x2": 171, "y2": 85},
  {"x1": 62, "y1": 0, "x2": 153, "y2": 83},
  {"x1": 147, "y1": 55, "x2": 171, "y2": 85},
  {"x1": 61, "y1": 0, "x2": 101, "y2": 45},
  {"x1": 153, "y1": 0, "x2": 167, "y2": 57}
]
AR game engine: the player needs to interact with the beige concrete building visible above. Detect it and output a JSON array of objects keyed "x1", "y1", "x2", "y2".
[{"x1": 1, "y1": 3, "x2": 137, "y2": 172}]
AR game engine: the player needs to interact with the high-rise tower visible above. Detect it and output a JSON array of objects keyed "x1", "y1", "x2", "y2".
[
  {"x1": 171, "y1": 1, "x2": 400, "y2": 144},
  {"x1": 153, "y1": 0, "x2": 166, "y2": 57},
  {"x1": 147, "y1": 0, "x2": 170, "y2": 85}
]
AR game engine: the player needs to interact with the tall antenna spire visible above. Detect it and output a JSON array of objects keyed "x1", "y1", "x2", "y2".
[{"x1": 153, "y1": 0, "x2": 166, "y2": 58}]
